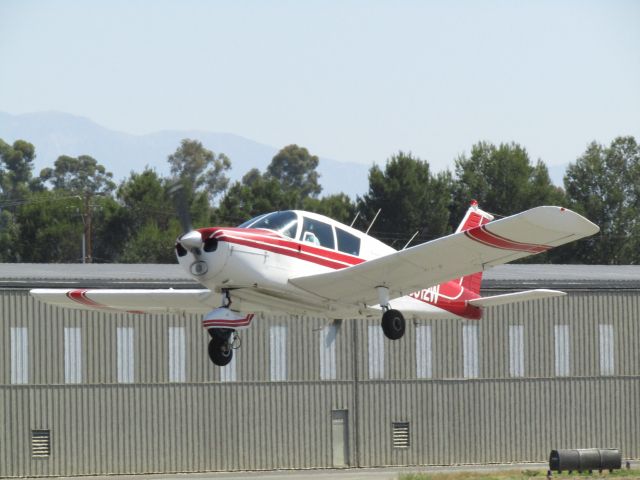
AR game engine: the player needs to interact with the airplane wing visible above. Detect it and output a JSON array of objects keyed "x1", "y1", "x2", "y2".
[
  {"x1": 30, "y1": 288, "x2": 217, "y2": 314},
  {"x1": 289, "y1": 206, "x2": 599, "y2": 307}
]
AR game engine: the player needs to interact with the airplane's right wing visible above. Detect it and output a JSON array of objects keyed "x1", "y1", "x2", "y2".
[{"x1": 290, "y1": 206, "x2": 598, "y2": 307}]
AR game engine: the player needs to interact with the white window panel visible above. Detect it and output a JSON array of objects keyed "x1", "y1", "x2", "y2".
[
  {"x1": 10, "y1": 327, "x2": 28, "y2": 384},
  {"x1": 64, "y1": 327, "x2": 82, "y2": 384},
  {"x1": 168, "y1": 327, "x2": 186, "y2": 382},
  {"x1": 463, "y1": 324, "x2": 479, "y2": 378},
  {"x1": 270, "y1": 325, "x2": 287, "y2": 381},
  {"x1": 117, "y1": 327, "x2": 135, "y2": 383},
  {"x1": 508, "y1": 325, "x2": 524, "y2": 377},
  {"x1": 415, "y1": 325, "x2": 432, "y2": 379},
  {"x1": 554, "y1": 324, "x2": 570, "y2": 377},
  {"x1": 368, "y1": 325, "x2": 384, "y2": 379},
  {"x1": 599, "y1": 324, "x2": 614, "y2": 376},
  {"x1": 320, "y1": 324, "x2": 337, "y2": 380}
]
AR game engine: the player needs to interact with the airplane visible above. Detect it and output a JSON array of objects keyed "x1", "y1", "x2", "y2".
[{"x1": 31, "y1": 201, "x2": 599, "y2": 366}]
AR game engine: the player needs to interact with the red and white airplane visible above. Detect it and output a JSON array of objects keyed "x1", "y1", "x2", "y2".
[{"x1": 32, "y1": 201, "x2": 599, "y2": 366}]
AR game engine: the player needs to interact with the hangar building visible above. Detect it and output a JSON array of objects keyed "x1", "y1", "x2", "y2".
[{"x1": 0, "y1": 263, "x2": 638, "y2": 477}]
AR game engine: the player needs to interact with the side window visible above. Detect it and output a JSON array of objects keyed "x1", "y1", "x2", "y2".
[
  {"x1": 301, "y1": 217, "x2": 335, "y2": 249},
  {"x1": 336, "y1": 228, "x2": 361, "y2": 256}
]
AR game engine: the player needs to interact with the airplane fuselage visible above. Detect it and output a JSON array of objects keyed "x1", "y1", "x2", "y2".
[{"x1": 175, "y1": 210, "x2": 482, "y2": 325}]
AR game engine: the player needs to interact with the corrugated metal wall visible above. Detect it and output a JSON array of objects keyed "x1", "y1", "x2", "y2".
[{"x1": 1, "y1": 289, "x2": 639, "y2": 477}]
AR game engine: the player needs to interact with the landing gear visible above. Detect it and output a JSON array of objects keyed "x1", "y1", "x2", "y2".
[
  {"x1": 207, "y1": 329, "x2": 236, "y2": 366},
  {"x1": 376, "y1": 286, "x2": 406, "y2": 340},
  {"x1": 381, "y1": 309, "x2": 406, "y2": 340}
]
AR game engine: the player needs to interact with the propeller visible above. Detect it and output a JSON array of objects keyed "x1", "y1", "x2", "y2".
[{"x1": 169, "y1": 178, "x2": 203, "y2": 251}]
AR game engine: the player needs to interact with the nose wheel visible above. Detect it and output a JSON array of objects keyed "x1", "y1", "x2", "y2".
[
  {"x1": 381, "y1": 309, "x2": 406, "y2": 340},
  {"x1": 207, "y1": 329, "x2": 239, "y2": 366}
]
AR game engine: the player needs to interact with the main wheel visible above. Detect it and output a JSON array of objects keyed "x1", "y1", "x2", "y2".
[
  {"x1": 208, "y1": 337, "x2": 233, "y2": 366},
  {"x1": 381, "y1": 309, "x2": 406, "y2": 340}
]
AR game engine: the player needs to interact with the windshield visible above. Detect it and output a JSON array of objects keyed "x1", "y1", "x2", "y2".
[{"x1": 238, "y1": 210, "x2": 299, "y2": 239}]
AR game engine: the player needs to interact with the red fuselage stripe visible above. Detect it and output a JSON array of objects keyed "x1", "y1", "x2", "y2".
[{"x1": 216, "y1": 234, "x2": 364, "y2": 270}]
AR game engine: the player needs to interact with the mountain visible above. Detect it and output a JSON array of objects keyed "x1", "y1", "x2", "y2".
[{"x1": 0, "y1": 111, "x2": 371, "y2": 198}]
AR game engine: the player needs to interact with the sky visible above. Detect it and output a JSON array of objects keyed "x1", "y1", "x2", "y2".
[{"x1": 1, "y1": 0, "x2": 639, "y2": 178}]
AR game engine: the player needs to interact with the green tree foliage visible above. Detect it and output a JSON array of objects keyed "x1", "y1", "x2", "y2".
[
  {"x1": 13, "y1": 191, "x2": 84, "y2": 262},
  {"x1": 357, "y1": 152, "x2": 452, "y2": 248},
  {"x1": 216, "y1": 169, "x2": 298, "y2": 225},
  {"x1": 0, "y1": 139, "x2": 38, "y2": 199},
  {"x1": 452, "y1": 142, "x2": 565, "y2": 222},
  {"x1": 301, "y1": 193, "x2": 356, "y2": 225},
  {"x1": 38, "y1": 155, "x2": 116, "y2": 263},
  {"x1": 97, "y1": 168, "x2": 183, "y2": 263},
  {"x1": 0, "y1": 139, "x2": 40, "y2": 261},
  {"x1": 266, "y1": 144, "x2": 322, "y2": 200},
  {"x1": 168, "y1": 139, "x2": 231, "y2": 203},
  {"x1": 39, "y1": 155, "x2": 116, "y2": 195},
  {"x1": 564, "y1": 136, "x2": 640, "y2": 264},
  {"x1": 118, "y1": 222, "x2": 179, "y2": 263}
]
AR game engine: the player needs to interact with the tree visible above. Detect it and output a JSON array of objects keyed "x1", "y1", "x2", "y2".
[
  {"x1": 0, "y1": 138, "x2": 38, "y2": 260},
  {"x1": 13, "y1": 190, "x2": 84, "y2": 262},
  {"x1": 452, "y1": 142, "x2": 565, "y2": 223},
  {"x1": 118, "y1": 222, "x2": 179, "y2": 263},
  {"x1": 216, "y1": 169, "x2": 297, "y2": 226},
  {"x1": 40, "y1": 155, "x2": 116, "y2": 262},
  {"x1": 0, "y1": 139, "x2": 37, "y2": 200},
  {"x1": 357, "y1": 152, "x2": 452, "y2": 248},
  {"x1": 96, "y1": 168, "x2": 185, "y2": 263},
  {"x1": 301, "y1": 193, "x2": 356, "y2": 225},
  {"x1": 563, "y1": 136, "x2": 640, "y2": 264},
  {"x1": 266, "y1": 144, "x2": 322, "y2": 200},
  {"x1": 168, "y1": 139, "x2": 231, "y2": 203}
]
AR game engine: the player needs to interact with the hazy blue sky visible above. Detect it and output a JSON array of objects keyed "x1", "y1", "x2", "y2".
[{"x1": 1, "y1": 0, "x2": 639, "y2": 176}]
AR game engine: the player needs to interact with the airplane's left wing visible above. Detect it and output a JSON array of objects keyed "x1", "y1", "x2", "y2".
[
  {"x1": 290, "y1": 206, "x2": 598, "y2": 307},
  {"x1": 30, "y1": 288, "x2": 217, "y2": 314}
]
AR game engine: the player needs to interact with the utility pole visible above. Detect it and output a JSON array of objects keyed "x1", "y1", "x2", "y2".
[{"x1": 81, "y1": 192, "x2": 93, "y2": 263}]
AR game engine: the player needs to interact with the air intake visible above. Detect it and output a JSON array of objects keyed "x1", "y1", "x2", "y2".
[
  {"x1": 31, "y1": 430, "x2": 50, "y2": 458},
  {"x1": 392, "y1": 422, "x2": 410, "y2": 448}
]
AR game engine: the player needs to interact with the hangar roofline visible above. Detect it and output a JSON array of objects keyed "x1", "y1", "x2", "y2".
[{"x1": 0, "y1": 263, "x2": 639, "y2": 290}]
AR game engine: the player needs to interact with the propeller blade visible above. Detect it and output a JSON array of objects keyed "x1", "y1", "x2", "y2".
[{"x1": 168, "y1": 178, "x2": 192, "y2": 234}]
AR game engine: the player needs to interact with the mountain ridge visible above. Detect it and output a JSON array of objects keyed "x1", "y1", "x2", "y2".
[{"x1": 0, "y1": 111, "x2": 371, "y2": 197}]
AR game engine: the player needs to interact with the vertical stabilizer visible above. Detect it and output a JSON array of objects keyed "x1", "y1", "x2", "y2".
[{"x1": 455, "y1": 200, "x2": 494, "y2": 295}]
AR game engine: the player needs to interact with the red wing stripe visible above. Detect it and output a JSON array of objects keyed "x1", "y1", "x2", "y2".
[
  {"x1": 66, "y1": 290, "x2": 144, "y2": 314},
  {"x1": 465, "y1": 226, "x2": 550, "y2": 253}
]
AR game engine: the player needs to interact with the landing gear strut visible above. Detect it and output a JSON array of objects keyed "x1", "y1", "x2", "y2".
[{"x1": 381, "y1": 309, "x2": 406, "y2": 340}]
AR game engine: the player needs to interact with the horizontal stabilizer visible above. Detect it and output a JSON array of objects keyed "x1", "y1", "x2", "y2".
[{"x1": 467, "y1": 289, "x2": 566, "y2": 308}]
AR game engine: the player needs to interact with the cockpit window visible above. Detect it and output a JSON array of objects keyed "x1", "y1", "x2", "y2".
[
  {"x1": 238, "y1": 213, "x2": 268, "y2": 228},
  {"x1": 336, "y1": 227, "x2": 361, "y2": 256},
  {"x1": 301, "y1": 217, "x2": 335, "y2": 249},
  {"x1": 238, "y1": 210, "x2": 298, "y2": 239}
]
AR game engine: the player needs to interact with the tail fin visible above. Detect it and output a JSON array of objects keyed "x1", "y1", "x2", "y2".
[{"x1": 455, "y1": 200, "x2": 494, "y2": 295}]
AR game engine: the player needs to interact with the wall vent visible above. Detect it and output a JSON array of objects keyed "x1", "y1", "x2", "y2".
[
  {"x1": 392, "y1": 422, "x2": 410, "y2": 448},
  {"x1": 31, "y1": 430, "x2": 50, "y2": 458}
]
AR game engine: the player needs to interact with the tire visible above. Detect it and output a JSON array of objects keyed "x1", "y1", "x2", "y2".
[
  {"x1": 381, "y1": 309, "x2": 406, "y2": 340},
  {"x1": 208, "y1": 338, "x2": 234, "y2": 366}
]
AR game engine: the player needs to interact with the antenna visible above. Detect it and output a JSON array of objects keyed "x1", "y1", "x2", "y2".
[
  {"x1": 402, "y1": 230, "x2": 420, "y2": 250},
  {"x1": 365, "y1": 208, "x2": 382, "y2": 235},
  {"x1": 349, "y1": 211, "x2": 360, "y2": 228}
]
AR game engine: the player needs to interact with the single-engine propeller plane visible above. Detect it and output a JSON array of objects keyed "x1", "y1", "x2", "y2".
[{"x1": 31, "y1": 201, "x2": 599, "y2": 366}]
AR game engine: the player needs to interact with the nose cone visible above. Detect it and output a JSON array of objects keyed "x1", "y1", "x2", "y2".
[{"x1": 180, "y1": 230, "x2": 203, "y2": 250}]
